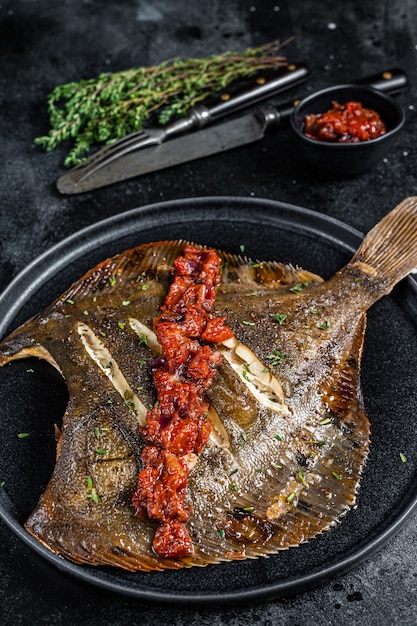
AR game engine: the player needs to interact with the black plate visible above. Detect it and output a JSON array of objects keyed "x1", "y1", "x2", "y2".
[{"x1": 1, "y1": 196, "x2": 417, "y2": 606}]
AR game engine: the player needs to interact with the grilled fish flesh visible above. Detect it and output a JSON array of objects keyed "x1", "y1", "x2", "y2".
[{"x1": 0, "y1": 197, "x2": 416, "y2": 571}]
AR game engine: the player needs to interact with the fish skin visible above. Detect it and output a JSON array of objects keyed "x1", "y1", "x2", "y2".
[{"x1": 0, "y1": 197, "x2": 417, "y2": 571}]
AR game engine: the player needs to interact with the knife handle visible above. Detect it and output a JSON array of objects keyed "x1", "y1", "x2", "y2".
[
  {"x1": 201, "y1": 62, "x2": 310, "y2": 121},
  {"x1": 356, "y1": 68, "x2": 409, "y2": 94},
  {"x1": 164, "y1": 63, "x2": 309, "y2": 137},
  {"x1": 257, "y1": 67, "x2": 409, "y2": 130}
]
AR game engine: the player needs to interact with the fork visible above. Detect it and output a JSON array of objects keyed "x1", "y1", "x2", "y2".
[{"x1": 71, "y1": 63, "x2": 309, "y2": 183}]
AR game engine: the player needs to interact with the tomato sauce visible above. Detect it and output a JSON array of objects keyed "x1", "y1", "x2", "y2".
[
  {"x1": 132, "y1": 245, "x2": 233, "y2": 559},
  {"x1": 303, "y1": 100, "x2": 386, "y2": 143}
]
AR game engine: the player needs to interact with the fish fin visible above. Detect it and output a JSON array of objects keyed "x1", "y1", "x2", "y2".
[
  {"x1": 52, "y1": 240, "x2": 187, "y2": 306},
  {"x1": 220, "y1": 251, "x2": 323, "y2": 288},
  {"x1": 350, "y1": 196, "x2": 417, "y2": 290}
]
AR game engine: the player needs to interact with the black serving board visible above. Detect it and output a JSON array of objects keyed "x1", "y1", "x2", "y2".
[{"x1": 0, "y1": 196, "x2": 416, "y2": 606}]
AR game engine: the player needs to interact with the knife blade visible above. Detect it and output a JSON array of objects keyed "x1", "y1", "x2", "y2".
[{"x1": 57, "y1": 68, "x2": 408, "y2": 194}]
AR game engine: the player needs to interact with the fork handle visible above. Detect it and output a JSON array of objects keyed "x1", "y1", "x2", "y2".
[{"x1": 164, "y1": 63, "x2": 309, "y2": 138}]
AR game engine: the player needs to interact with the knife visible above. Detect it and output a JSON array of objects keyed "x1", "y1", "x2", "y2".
[
  {"x1": 57, "y1": 62, "x2": 310, "y2": 193},
  {"x1": 57, "y1": 68, "x2": 408, "y2": 194}
]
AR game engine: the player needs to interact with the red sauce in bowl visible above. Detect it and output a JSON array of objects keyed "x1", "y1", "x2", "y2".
[{"x1": 303, "y1": 100, "x2": 386, "y2": 143}]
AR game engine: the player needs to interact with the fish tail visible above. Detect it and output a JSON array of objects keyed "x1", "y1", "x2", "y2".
[{"x1": 350, "y1": 196, "x2": 417, "y2": 290}]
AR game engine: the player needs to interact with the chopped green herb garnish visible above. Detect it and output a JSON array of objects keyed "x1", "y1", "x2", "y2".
[
  {"x1": 269, "y1": 313, "x2": 287, "y2": 325},
  {"x1": 87, "y1": 489, "x2": 100, "y2": 504},
  {"x1": 272, "y1": 463, "x2": 282, "y2": 470},
  {"x1": 266, "y1": 350, "x2": 286, "y2": 366},
  {"x1": 83, "y1": 310, "x2": 89, "y2": 316},
  {"x1": 217, "y1": 529, "x2": 225, "y2": 540},
  {"x1": 141, "y1": 283, "x2": 150, "y2": 291},
  {"x1": 400, "y1": 452, "x2": 407, "y2": 463},
  {"x1": 296, "y1": 470, "x2": 306, "y2": 483},
  {"x1": 289, "y1": 283, "x2": 303, "y2": 293},
  {"x1": 229, "y1": 468, "x2": 239, "y2": 476},
  {"x1": 318, "y1": 320, "x2": 331, "y2": 329},
  {"x1": 242, "y1": 320, "x2": 255, "y2": 326},
  {"x1": 26, "y1": 368, "x2": 34, "y2": 373},
  {"x1": 66, "y1": 299, "x2": 74, "y2": 305},
  {"x1": 274, "y1": 433, "x2": 282, "y2": 441},
  {"x1": 320, "y1": 417, "x2": 332, "y2": 425},
  {"x1": 0, "y1": 481, "x2": 4, "y2": 487},
  {"x1": 122, "y1": 300, "x2": 130, "y2": 306},
  {"x1": 95, "y1": 448, "x2": 108, "y2": 455},
  {"x1": 109, "y1": 275, "x2": 116, "y2": 286},
  {"x1": 332, "y1": 471, "x2": 342, "y2": 480},
  {"x1": 230, "y1": 484, "x2": 237, "y2": 491},
  {"x1": 138, "y1": 335, "x2": 148, "y2": 345},
  {"x1": 118, "y1": 321, "x2": 125, "y2": 330},
  {"x1": 86, "y1": 476, "x2": 100, "y2": 503},
  {"x1": 256, "y1": 468, "x2": 264, "y2": 473},
  {"x1": 310, "y1": 308, "x2": 321, "y2": 315},
  {"x1": 240, "y1": 244, "x2": 245, "y2": 253},
  {"x1": 17, "y1": 433, "x2": 30, "y2": 439},
  {"x1": 243, "y1": 506, "x2": 255, "y2": 513},
  {"x1": 286, "y1": 492, "x2": 296, "y2": 504}
]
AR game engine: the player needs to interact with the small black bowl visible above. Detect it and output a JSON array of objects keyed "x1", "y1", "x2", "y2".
[{"x1": 290, "y1": 84, "x2": 405, "y2": 176}]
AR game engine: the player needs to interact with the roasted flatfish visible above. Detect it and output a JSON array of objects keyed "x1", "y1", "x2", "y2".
[{"x1": 1, "y1": 197, "x2": 417, "y2": 571}]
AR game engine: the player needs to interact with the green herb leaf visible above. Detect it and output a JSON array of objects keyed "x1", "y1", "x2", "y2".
[
  {"x1": 320, "y1": 417, "x2": 332, "y2": 425},
  {"x1": 318, "y1": 320, "x2": 331, "y2": 329},
  {"x1": 17, "y1": 433, "x2": 30, "y2": 439},
  {"x1": 269, "y1": 313, "x2": 287, "y2": 325},
  {"x1": 266, "y1": 350, "x2": 286, "y2": 366},
  {"x1": 400, "y1": 452, "x2": 407, "y2": 463}
]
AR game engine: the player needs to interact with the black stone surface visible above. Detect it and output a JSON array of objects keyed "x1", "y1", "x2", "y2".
[{"x1": 1, "y1": 0, "x2": 417, "y2": 623}]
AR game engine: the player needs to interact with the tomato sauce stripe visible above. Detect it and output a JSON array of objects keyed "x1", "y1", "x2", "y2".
[{"x1": 131, "y1": 245, "x2": 233, "y2": 559}]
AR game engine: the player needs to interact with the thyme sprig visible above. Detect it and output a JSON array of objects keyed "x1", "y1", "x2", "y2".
[{"x1": 35, "y1": 41, "x2": 287, "y2": 166}]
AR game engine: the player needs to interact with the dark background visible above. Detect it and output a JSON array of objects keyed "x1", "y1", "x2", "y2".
[{"x1": 1, "y1": 1, "x2": 417, "y2": 624}]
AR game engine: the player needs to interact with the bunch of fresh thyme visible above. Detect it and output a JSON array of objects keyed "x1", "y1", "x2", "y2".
[{"x1": 35, "y1": 41, "x2": 287, "y2": 166}]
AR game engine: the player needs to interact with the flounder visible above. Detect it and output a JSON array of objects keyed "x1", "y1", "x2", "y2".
[{"x1": 0, "y1": 197, "x2": 417, "y2": 571}]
